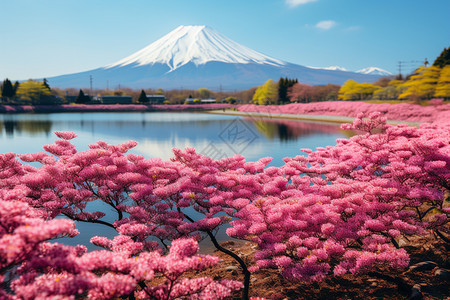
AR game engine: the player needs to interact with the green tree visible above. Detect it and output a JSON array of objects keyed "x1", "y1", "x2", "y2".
[
  {"x1": 278, "y1": 77, "x2": 298, "y2": 104},
  {"x1": 138, "y1": 90, "x2": 148, "y2": 103},
  {"x1": 1, "y1": 79, "x2": 15, "y2": 100},
  {"x1": 16, "y1": 80, "x2": 51, "y2": 104},
  {"x1": 43, "y1": 78, "x2": 51, "y2": 91},
  {"x1": 225, "y1": 96, "x2": 237, "y2": 104},
  {"x1": 75, "y1": 89, "x2": 90, "y2": 104},
  {"x1": 13, "y1": 81, "x2": 19, "y2": 94},
  {"x1": 435, "y1": 65, "x2": 450, "y2": 99},
  {"x1": 253, "y1": 79, "x2": 278, "y2": 105},
  {"x1": 433, "y1": 47, "x2": 450, "y2": 68}
]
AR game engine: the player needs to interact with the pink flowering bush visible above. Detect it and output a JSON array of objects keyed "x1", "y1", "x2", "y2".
[
  {"x1": 227, "y1": 112, "x2": 449, "y2": 282},
  {"x1": 0, "y1": 112, "x2": 449, "y2": 298},
  {"x1": 0, "y1": 193, "x2": 241, "y2": 299}
]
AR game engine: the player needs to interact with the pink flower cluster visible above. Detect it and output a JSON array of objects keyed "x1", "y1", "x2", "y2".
[
  {"x1": 0, "y1": 142, "x2": 243, "y2": 298},
  {"x1": 1, "y1": 111, "x2": 449, "y2": 296},
  {"x1": 0, "y1": 194, "x2": 241, "y2": 299},
  {"x1": 227, "y1": 112, "x2": 449, "y2": 281}
]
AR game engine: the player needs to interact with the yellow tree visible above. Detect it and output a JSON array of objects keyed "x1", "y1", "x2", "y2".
[
  {"x1": 252, "y1": 79, "x2": 278, "y2": 105},
  {"x1": 16, "y1": 80, "x2": 51, "y2": 104},
  {"x1": 338, "y1": 80, "x2": 379, "y2": 100},
  {"x1": 354, "y1": 82, "x2": 380, "y2": 100},
  {"x1": 399, "y1": 66, "x2": 441, "y2": 100},
  {"x1": 338, "y1": 80, "x2": 359, "y2": 100},
  {"x1": 198, "y1": 88, "x2": 213, "y2": 99},
  {"x1": 372, "y1": 86, "x2": 398, "y2": 100},
  {"x1": 435, "y1": 65, "x2": 450, "y2": 99}
]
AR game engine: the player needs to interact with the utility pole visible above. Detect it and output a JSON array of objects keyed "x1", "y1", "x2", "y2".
[
  {"x1": 90, "y1": 75, "x2": 93, "y2": 95},
  {"x1": 397, "y1": 60, "x2": 421, "y2": 78}
]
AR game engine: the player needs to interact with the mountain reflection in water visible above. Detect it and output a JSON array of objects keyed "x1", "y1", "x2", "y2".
[
  {"x1": 0, "y1": 112, "x2": 351, "y2": 250},
  {"x1": 248, "y1": 118, "x2": 346, "y2": 141}
]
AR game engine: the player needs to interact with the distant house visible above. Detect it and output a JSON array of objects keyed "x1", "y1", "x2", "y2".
[
  {"x1": 184, "y1": 98, "x2": 217, "y2": 104},
  {"x1": 96, "y1": 95, "x2": 133, "y2": 104},
  {"x1": 200, "y1": 98, "x2": 217, "y2": 103},
  {"x1": 146, "y1": 95, "x2": 165, "y2": 104}
]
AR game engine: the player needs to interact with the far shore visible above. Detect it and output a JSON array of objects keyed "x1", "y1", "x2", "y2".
[
  {"x1": 0, "y1": 104, "x2": 236, "y2": 114},
  {"x1": 207, "y1": 109, "x2": 422, "y2": 126},
  {"x1": 2, "y1": 102, "x2": 447, "y2": 126}
]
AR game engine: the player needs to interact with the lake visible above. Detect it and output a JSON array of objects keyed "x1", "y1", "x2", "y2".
[{"x1": 0, "y1": 111, "x2": 350, "y2": 251}]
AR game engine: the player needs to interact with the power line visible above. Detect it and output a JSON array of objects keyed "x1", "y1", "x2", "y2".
[{"x1": 397, "y1": 59, "x2": 426, "y2": 77}]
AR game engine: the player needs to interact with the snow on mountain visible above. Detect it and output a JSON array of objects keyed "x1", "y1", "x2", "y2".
[
  {"x1": 356, "y1": 67, "x2": 392, "y2": 76},
  {"x1": 308, "y1": 66, "x2": 349, "y2": 72},
  {"x1": 106, "y1": 25, "x2": 286, "y2": 71},
  {"x1": 46, "y1": 25, "x2": 383, "y2": 90}
]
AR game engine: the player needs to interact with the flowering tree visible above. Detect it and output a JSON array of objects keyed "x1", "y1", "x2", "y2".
[
  {"x1": 227, "y1": 113, "x2": 449, "y2": 281},
  {"x1": 0, "y1": 113, "x2": 448, "y2": 298},
  {"x1": 4, "y1": 131, "x2": 265, "y2": 298},
  {"x1": 0, "y1": 191, "x2": 242, "y2": 299}
]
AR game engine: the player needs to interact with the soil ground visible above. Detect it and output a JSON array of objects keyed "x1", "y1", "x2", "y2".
[{"x1": 194, "y1": 236, "x2": 449, "y2": 300}]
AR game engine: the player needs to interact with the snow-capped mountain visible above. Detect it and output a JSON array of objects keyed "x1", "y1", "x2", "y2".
[
  {"x1": 46, "y1": 25, "x2": 382, "y2": 90},
  {"x1": 308, "y1": 66, "x2": 349, "y2": 72},
  {"x1": 311, "y1": 65, "x2": 392, "y2": 76},
  {"x1": 107, "y1": 25, "x2": 286, "y2": 71},
  {"x1": 356, "y1": 67, "x2": 392, "y2": 76}
]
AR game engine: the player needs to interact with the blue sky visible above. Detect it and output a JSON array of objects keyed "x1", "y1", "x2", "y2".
[{"x1": 1, "y1": 0, "x2": 449, "y2": 81}]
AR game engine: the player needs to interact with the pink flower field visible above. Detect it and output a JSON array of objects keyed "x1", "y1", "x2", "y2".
[{"x1": 238, "y1": 101, "x2": 450, "y2": 124}]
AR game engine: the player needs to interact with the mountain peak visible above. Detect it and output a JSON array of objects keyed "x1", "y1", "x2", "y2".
[
  {"x1": 308, "y1": 66, "x2": 349, "y2": 72},
  {"x1": 106, "y1": 25, "x2": 286, "y2": 71},
  {"x1": 356, "y1": 67, "x2": 392, "y2": 76}
]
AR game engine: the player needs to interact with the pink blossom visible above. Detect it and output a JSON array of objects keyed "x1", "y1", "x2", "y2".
[{"x1": 54, "y1": 131, "x2": 78, "y2": 140}]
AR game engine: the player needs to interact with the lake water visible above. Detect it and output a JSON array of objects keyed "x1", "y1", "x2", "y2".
[{"x1": 0, "y1": 111, "x2": 349, "y2": 251}]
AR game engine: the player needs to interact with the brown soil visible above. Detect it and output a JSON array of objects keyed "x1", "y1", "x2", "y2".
[{"x1": 195, "y1": 237, "x2": 449, "y2": 300}]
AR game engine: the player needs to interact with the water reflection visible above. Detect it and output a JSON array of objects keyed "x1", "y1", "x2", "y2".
[
  {"x1": 1, "y1": 113, "x2": 344, "y2": 141},
  {"x1": 0, "y1": 112, "x2": 350, "y2": 250},
  {"x1": 1, "y1": 119, "x2": 52, "y2": 136},
  {"x1": 0, "y1": 112, "x2": 350, "y2": 162},
  {"x1": 249, "y1": 118, "x2": 343, "y2": 141}
]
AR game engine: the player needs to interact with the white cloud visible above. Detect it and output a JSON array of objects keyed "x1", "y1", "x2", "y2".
[
  {"x1": 286, "y1": 0, "x2": 318, "y2": 8},
  {"x1": 315, "y1": 20, "x2": 337, "y2": 30}
]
